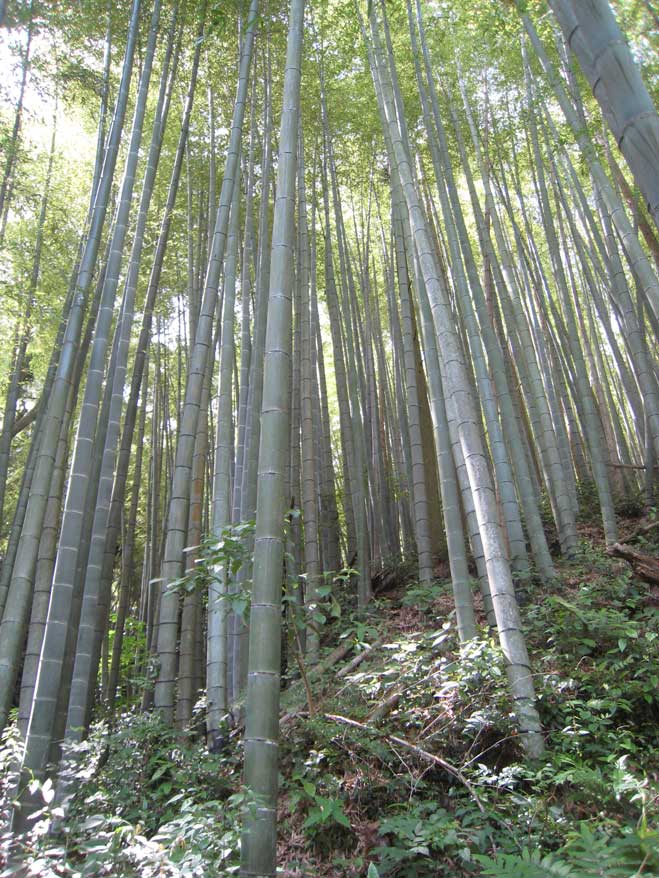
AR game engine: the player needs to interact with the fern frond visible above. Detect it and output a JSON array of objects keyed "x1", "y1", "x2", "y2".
[{"x1": 474, "y1": 849, "x2": 574, "y2": 878}]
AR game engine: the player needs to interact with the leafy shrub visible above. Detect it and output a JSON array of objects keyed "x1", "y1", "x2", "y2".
[
  {"x1": 476, "y1": 822, "x2": 659, "y2": 877},
  {"x1": 6, "y1": 795, "x2": 246, "y2": 877},
  {"x1": 285, "y1": 749, "x2": 353, "y2": 855},
  {"x1": 374, "y1": 799, "x2": 477, "y2": 876},
  {"x1": 63, "y1": 713, "x2": 235, "y2": 834},
  {"x1": 401, "y1": 580, "x2": 444, "y2": 610},
  {"x1": 2, "y1": 713, "x2": 245, "y2": 877}
]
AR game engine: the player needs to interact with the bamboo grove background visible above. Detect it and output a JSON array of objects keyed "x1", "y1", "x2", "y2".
[{"x1": 0, "y1": 0, "x2": 658, "y2": 871}]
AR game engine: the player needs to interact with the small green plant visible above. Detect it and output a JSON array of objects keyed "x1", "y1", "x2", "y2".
[
  {"x1": 302, "y1": 791, "x2": 351, "y2": 832},
  {"x1": 289, "y1": 771, "x2": 350, "y2": 832},
  {"x1": 374, "y1": 800, "x2": 476, "y2": 876},
  {"x1": 340, "y1": 613, "x2": 380, "y2": 647},
  {"x1": 320, "y1": 566, "x2": 361, "y2": 623},
  {"x1": 285, "y1": 752, "x2": 353, "y2": 855},
  {"x1": 284, "y1": 572, "x2": 344, "y2": 632},
  {"x1": 401, "y1": 580, "x2": 444, "y2": 610},
  {"x1": 165, "y1": 520, "x2": 255, "y2": 620}
]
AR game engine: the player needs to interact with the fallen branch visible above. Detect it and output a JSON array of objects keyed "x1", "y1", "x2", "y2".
[
  {"x1": 607, "y1": 543, "x2": 659, "y2": 585},
  {"x1": 368, "y1": 689, "x2": 401, "y2": 723},
  {"x1": 11, "y1": 403, "x2": 39, "y2": 437},
  {"x1": 280, "y1": 639, "x2": 361, "y2": 725},
  {"x1": 311, "y1": 639, "x2": 357, "y2": 678},
  {"x1": 626, "y1": 519, "x2": 659, "y2": 543},
  {"x1": 367, "y1": 655, "x2": 456, "y2": 725},
  {"x1": 336, "y1": 639, "x2": 383, "y2": 678},
  {"x1": 322, "y1": 712, "x2": 485, "y2": 813}
]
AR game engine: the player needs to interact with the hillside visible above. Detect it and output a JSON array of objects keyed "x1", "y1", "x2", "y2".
[{"x1": 3, "y1": 511, "x2": 658, "y2": 877}]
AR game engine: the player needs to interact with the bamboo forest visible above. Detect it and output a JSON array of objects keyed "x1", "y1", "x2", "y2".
[{"x1": 1, "y1": 0, "x2": 659, "y2": 874}]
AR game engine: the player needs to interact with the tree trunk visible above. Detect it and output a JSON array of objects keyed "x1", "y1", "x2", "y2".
[
  {"x1": 365, "y1": 3, "x2": 543, "y2": 757},
  {"x1": 241, "y1": 0, "x2": 303, "y2": 871},
  {"x1": 0, "y1": 0, "x2": 141, "y2": 748},
  {"x1": 553, "y1": 0, "x2": 659, "y2": 234},
  {"x1": 154, "y1": 0, "x2": 255, "y2": 723}
]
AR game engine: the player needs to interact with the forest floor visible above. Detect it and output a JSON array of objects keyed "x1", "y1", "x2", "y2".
[
  {"x1": 272, "y1": 512, "x2": 659, "y2": 877},
  {"x1": 2, "y1": 504, "x2": 659, "y2": 877}
]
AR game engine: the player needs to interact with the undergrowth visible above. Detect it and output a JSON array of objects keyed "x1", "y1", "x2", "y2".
[{"x1": 1, "y1": 526, "x2": 659, "y2": 877}]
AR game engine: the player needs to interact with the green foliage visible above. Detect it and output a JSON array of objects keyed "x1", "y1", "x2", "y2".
[
  {"x1": 149, "y1": 791, "x2": 251, "y2": 877},
  {"x1": 0, "y1": 720, "x2": 22, "y2": 829},
  {"x1": 7, "y1": 796, "x2": 247, "y2": 878},
  {"x1": 5, "y1": 541, "x2": 658, "y2": 876},
  {"x1": 374, "y1": 800, "x2": 475, "y2": 876},
  {"x1": 279, "y1": 545, "x2": 659, "y2": 875},
  {"x1": 106, "y1": 614, "x2": 147, "y2": 709},
  {"x1": 165, "y1": 520, "x2": 255, "y2": 621},
  {"x1": 528, "y1": 555, "x2": 659, "y2": 768},
  {"x1": 476, "y1": 823, "x2": 659, "y2": 877},
  {"x1": 452, "y1": 636, "x2": 520, "y2": 744},
  {"x1": 283, "y1": 750, "x2": 353, "y2": 858},
  {"x1": 65, "y1": 713, "x2": 235, "y2": 833},
  {"x1": 401, "y1": 579, "x2": 445, "y2": 610},
  {"x1": 3, "y1": 713, "x2": 246, "y2": 877}
]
